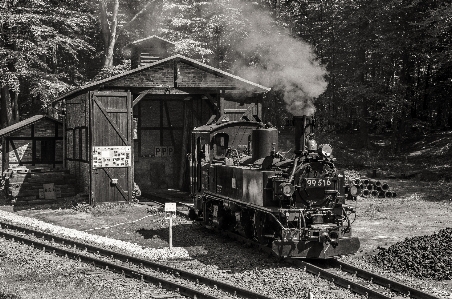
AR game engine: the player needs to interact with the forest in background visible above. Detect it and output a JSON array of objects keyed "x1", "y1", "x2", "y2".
[{"x1": 1, "y1": 0, "x2": 451, "y2": 153}]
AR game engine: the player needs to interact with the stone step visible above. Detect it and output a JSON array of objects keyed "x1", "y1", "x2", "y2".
[
  {"x1": 8, "y1": 187, "x2": 75, "y2": 195},
  {"x1": 11, "y1": 189, "x2": 77, "y2": 198},
  {"x1": 13, "y1": 199, "x2": 58, "y2": 206},
  {"x1": 26, "y1": 178, "x2": 77, "y2": 184},
  {"x1": 27, "y1": 172, "x2": 74, "y2": 178},
  {"x1": 8, "y1": 182, "x2": 76, "y2": 189}
]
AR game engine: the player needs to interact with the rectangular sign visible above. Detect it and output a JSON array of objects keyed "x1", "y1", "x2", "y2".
[
  {"x1": 43, "y1": 183, "x2": 56, "y2": 200},
  {"x1": 304, "y1": 178, "x2": 332, "y2": 188},
  {"x1": 93, "y1": 146, "x2": 131, "y2": 168},
  {"x1": 164, "y1": 202, "x2": 176, "y2": 212},
  {"x1": 155, "y1": 146, "x2": 174, "y2": 157}
]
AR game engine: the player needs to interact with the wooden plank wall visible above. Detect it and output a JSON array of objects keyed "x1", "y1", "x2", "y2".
[
  {"x1": 3, "y1": 119, "x2": 63, "y2": 171},
  {"x1": 65, "y1": 93, "x2": 90, "y2": 193}
]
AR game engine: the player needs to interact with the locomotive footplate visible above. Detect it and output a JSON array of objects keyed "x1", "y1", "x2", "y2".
[{"x1": 272, "y1": 237, "x2": 360, "y2": 259}]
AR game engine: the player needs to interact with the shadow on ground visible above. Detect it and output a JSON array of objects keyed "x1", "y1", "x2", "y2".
[{"x1": 136, "y1": 223, "x2": 283, "y2": 273}]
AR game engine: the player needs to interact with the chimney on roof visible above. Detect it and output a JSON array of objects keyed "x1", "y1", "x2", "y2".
[{"x1": 128, "y1": 36, "x2": 176, "y2": 69}]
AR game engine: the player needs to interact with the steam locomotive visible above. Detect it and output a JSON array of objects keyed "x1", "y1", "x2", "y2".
[{"x1": 188, "y1": 115, "x2": 360, "y2": 258}]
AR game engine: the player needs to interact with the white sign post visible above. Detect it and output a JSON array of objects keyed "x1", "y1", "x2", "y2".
[{"x1": 164, "y1": 203, "x2": 176, "y2": 250}]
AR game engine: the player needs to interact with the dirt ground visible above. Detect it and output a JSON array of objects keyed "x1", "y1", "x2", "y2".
[
  {"x1": 351, "y1": 179, "x2": 452, "y2": 256},
  {"x1": 5, "y1": 177, "x2": 452, "y2": 258},
  {"x1": 1, "y1": 176, "x2": 452, "y2": 297}
]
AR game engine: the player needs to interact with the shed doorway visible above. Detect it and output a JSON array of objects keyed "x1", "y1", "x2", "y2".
[
  {"x1": 37, "y1": 140, "x2": 55, "y2": 164},
  {"x1": 133, "y1": 94, "x2": 214, "y2": 194}
]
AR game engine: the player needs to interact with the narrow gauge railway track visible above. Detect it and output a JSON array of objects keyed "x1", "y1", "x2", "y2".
[
  {"x1": 0, "y1": 220, "x2": 272, "y2": 299},
  {"x1": 140, "y1": 198, "x2": 442, "y2": 299},
  {"x1": 287, "y1": 259, "x2": 441, "y2": 299},
  {"x1": 197, "y1": 222, "x2": 441, "y2": 299}
]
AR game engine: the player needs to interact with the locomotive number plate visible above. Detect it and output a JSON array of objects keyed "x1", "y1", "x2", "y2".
[{"x1": 304, "y1": 178, "x2": 332, "y2": 188}]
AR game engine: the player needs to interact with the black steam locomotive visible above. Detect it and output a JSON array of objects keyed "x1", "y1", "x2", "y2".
[{"x1": 188, "y1": 115, "x2": 360, "y2": 258}]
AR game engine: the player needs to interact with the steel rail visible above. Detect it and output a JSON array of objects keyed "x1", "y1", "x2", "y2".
[
  {"x1": 202, "y1": 223, "x2": 441, "y2": 299},
  {"x1": 287, "y1": 259, "x2": 442, "y2": 299},
  {"x1": 138, "y1": 196, "x2": 441, "y2": 299},
  {"x1": 332, "y1": 260, "x2": 441, "y2": 299},
  {"x1": 288, "y1": 258, "x2": 396, "y2": 299},
  {"x1": 0, "y1": 226, "x2": 206, "y2": 299},
  {"x1": 0, "y1": 220, "x2": 272, "y2": 299}
]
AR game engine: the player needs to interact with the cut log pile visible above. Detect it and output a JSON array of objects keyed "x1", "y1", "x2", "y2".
[{"x1": 353, "y1": 178, "x2": 397, "y2": 198}]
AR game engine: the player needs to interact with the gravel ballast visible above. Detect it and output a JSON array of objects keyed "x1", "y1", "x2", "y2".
[
  {"x1": 0, "y1": 237, "x2": 181, "y2": 299},
  {"x1": 0, "y1": 208, "x2": 364, "y2": 299},
  {"x1": 0, "y1": 209, "x2": 189, "y2": 261},
  {"x1": 2, "y1": 205, "x2": 452, "y2": 299}
]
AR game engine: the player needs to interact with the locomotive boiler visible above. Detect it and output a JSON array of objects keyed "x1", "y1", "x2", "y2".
[{"x1": 188, "y1": 115, "x2": 360, "y2": 258}]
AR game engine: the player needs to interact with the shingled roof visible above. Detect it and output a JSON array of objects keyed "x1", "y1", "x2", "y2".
[
  {"x1": 0, "y1": 115, "x2": 61, "y2": 137},
  {"x1": 53, "y1": 54, "x2": 270, "y2": 102}
]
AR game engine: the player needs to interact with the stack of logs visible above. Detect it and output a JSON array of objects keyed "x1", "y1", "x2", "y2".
[{"x1": 353, "y1": 178, "x2": 397, "y2": 198}]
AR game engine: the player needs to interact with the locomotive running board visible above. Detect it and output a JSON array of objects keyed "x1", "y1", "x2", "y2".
[{"x1": 272, "y1": 237, "x2": 360, "y2": 259}]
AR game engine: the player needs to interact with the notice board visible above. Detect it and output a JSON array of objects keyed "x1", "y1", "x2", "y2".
[{"x1": 93, "y1": 146, "x2": 131, "y2": 168}]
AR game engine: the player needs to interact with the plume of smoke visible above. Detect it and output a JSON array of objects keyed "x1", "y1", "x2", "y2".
[
  {"x1": 231, "y1": 2, "x2": 328, "y2": 116},
  {"x1": 139, "y1": 0, "x2": 327, "y2": 117}
]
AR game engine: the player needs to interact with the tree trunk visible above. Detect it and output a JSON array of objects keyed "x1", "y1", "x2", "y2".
[
  {"x1": 357, "y1": 46, "x2": 369, "y2": 149},
  {"x1": 100, "y1": 0, "x2": 119, "y2": 68},
  {"x1": 422, "y1": 63, "x2": 430, "y2": 122},
  {"x1": 100, "y1": 0, "x2": 157, "y2": 69},
  {"x1": 1, "y1": 86, "x2": 13, "y2": 128},
  {"x1": 357, "y1": 12, "x2": 369, "y2": 149},
  {"x1": 11, "y1": 91, "x2": 19, "y2": 122},
  {"x1": 392, "y1": 49, "x2": 413, "y2": 152}
]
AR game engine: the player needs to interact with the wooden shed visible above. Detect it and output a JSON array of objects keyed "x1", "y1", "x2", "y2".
[
  {"x1": 53, "y1": 39, "x2": 269, "y2": 205},
  {"x1": 0, "y1": 115, "x2": 63, "y2": 172}
]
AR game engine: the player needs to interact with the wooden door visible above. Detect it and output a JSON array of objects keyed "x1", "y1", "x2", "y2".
[{"x1": 90, "y1": 91, "x2": 132, "y2": 204}]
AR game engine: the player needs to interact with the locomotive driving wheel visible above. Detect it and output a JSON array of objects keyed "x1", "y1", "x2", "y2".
[
  {"x1": 218, "y1": 209, "x2": 236, "y2": 231},
  {"x1": 240, "y1": 209, "x2": 255, "y2": 239}
]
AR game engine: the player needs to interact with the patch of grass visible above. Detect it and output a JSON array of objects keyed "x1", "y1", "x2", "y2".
[
  {"x1": 89, "y1": 202, "x2": 136, "y2": 217},
  {"x1": 0, "y1": 293, "x2": 21, "y2": 299}
]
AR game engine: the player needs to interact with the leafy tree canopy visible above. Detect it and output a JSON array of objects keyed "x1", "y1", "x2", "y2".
[{"x1": 0, "y1": 0, "x2": 97, "y2": 122}]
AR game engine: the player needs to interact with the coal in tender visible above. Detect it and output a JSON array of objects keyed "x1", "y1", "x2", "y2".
[{"x1": 372, "y1": 228, "x2": 452, "y2": 280}]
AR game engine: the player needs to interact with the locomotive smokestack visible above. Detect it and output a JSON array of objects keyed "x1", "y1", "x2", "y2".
[{"x1": 293, "y1": 115, "x2": 314, "y2": 155}]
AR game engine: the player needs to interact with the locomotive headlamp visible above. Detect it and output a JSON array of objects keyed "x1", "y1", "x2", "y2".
[
  {"x1": 319, "y1": 144, "x2": 333, "y2": 157},
  {"x1": 280, "y1": 182, "x2": 295, "y2": 197}
]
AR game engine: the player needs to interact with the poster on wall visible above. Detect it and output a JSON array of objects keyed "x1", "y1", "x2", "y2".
[{"x1": 92, "y1": 146, "x2": 131, "y2": 168}]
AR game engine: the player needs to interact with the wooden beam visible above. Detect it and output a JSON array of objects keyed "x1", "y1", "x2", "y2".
[
  {"x1": 132, "y1": 92, "x2": 147, "y2": 107},
  {"x1": 132, "y1": 87, "x2": 191, "y2": 107},
  {"x1": 179, "y1": 100, "x2": 190, "y2": 190},
  {"x1": 9, "y1": 139, "x2": 21, "y2": 166},
  {"x1": 163, "y1": 101, "x2": 176, "y2": 149},
  {"x1": 203, "y1": 93, "x2": 220, "y2": 116},
  {"x1": 132, "y1": 89, "x2": 162, "y2": 107},
  {"x1": 173, "y1": 59, "x2": 179, "y2": 88}
]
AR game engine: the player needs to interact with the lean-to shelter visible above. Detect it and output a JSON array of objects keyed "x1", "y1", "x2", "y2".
[{"x1": 0, "y1": 115, "x2": 63, "y2": 172}]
